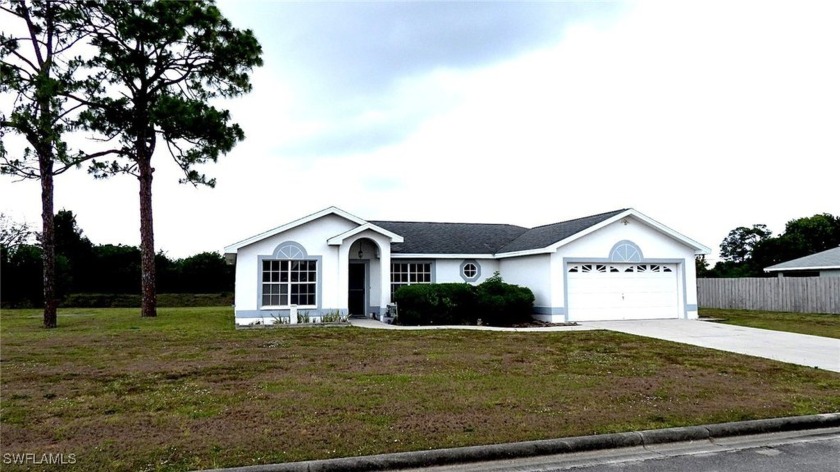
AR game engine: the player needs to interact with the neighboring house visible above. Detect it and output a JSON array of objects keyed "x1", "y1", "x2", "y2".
[
  {"x1": 764, "y1": 247, "x2": 840, "y2": 278},
  {"x1": 223, "y1": 207, "x2": 710, "y2": 326}
]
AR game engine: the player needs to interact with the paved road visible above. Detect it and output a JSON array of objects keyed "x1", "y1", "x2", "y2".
[
  {"x1": 407, "y1": 427, "x2": 840, "y2": 472},
  {"x1": 583, "y1": 320, "x2": 840, "y2": 372}
]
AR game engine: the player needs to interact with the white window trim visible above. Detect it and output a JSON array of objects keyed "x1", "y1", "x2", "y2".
[
  {"x1": 261, "y1": 259, "x2": 318, "y2": 308},
  {"x1": 257, "y1": 241, "x2": 322, "y2": 310},
  {"x1": 391, "y1": 261, "x2": 434, "y2": 296}
]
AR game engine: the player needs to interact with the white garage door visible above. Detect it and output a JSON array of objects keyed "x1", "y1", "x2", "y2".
[{"x1": 567, "y1": 263, "x2": 679, "y2": 321}]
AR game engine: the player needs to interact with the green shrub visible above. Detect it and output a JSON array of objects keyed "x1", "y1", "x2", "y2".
[
  {"x1": 393, "y1": 284, "x2": 440, "y2": 325},
  {"x1": 435, "y1": 283, "x2": 478, "y2": 324},
  {"x1": 393, "y1": 274, "x2": 534, "y2": 326},
  {"x1": 475, "y1": 274, "x2": 535, "y2": 326},
  {"x1": 393, "y1": 283, "x2": 477, "y2": 325}
]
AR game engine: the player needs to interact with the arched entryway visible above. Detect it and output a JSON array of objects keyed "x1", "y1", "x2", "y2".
[{"x1": 347, "y1": 238, "x2": 381, "y2": 317}]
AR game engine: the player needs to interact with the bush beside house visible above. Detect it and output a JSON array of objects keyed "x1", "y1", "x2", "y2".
[
  {"x1": 474, "y1": 275, "x2": 536, "y2": 326},
  {"x1": 393, "y1": 274, "x2": 534, "y2": 326}
]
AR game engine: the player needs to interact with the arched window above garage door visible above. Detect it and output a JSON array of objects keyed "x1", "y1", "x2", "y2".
[{"x1": 609, "y1": 240, "x2": 643, "y2": 262}]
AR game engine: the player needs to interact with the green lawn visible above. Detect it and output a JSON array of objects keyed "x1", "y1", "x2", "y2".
[
  {"x1": 700, "y1": 308, "x2": 840, "y2": 339},
  {"x1": 2, "y1": 307, "x2": 839, "y2": 471}
]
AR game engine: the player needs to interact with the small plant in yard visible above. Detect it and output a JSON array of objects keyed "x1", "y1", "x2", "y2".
[
  {"x1": 269, "y1": 314, "x2": 289, "y2": 325},
  {"x1": 297, "y1": 311, "x2": 310, "y2": 323},
  {"x1": 320, "y1": 310, "x2": 345, "y2": 323}
]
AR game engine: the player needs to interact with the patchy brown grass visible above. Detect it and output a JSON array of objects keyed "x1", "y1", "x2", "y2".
[
  {"x1": 701, "y1": 308, "x2": 840, "y2": 339},
  {"x1": 1, "y1": 307, "x2": 839, "y2": 471}
]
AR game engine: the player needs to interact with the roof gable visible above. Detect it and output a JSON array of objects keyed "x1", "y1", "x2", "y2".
[
  {"x1": 224, "y1": 206, "x2": 367, "y2": 254},
  {"x1": 765, "y1": 246, "x2": 840, "y2": 272},
  {"x1": 327, "y1": 223, "x2": 404, "y2": 246},
  {"x1": 595, "y1": 209, "x2": 710, "y2": 256}
]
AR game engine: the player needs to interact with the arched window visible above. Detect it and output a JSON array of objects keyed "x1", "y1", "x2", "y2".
[
  {"x1": 262, "y1": 241, "x2": 317, "y2": 307},
  {"x1": 273, "y1": 241, "x2": 307, "y2": 259},
  {"x1": 609, "y1": 240, "x2": 643, "y2": 262}
]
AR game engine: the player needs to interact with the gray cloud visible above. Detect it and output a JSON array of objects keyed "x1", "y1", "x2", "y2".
[
  {"x1": 249, "y1": 2, "x2": 622, "y2": 97},
  {"x1": 219, "y1": 1, "x2": 625, "y2": 156},
  {"x1": 273, "y1": 111, "x2": 418, "y2": 157}
]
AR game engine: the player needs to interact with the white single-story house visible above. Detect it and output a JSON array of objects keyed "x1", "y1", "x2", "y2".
[
  {"x1": 223, "y1": 207, "x2": 710, "y2": 326},
  {"x1": 764, "y1": 246, "x2": 840, "y2": 278}
]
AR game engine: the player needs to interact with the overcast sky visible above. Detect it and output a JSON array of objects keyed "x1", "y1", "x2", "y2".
[{"x1": 2, "y1": 1, "x2": 838, "y2": 263}]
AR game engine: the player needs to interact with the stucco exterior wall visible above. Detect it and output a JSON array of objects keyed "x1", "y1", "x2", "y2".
[
  {"x1": 233, "y1": 214, "x2": 358, "y2": 325},
  {"x1": 433, "y1": 258, "x2": 500, "y2": 284},
  {"x1": 499, "y1": 254, "x2": 552, "y2": 309},
  {"x1": 552, "y1": 216, "x2": 699, "y2": 319}
]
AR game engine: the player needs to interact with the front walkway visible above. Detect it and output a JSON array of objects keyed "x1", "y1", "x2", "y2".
[
  {"x1": 349, "y1": 318, "x2": 840, "y2": 372},
  {"x1": 348, "y1": 318, "x2": 597, "y2": 332}
]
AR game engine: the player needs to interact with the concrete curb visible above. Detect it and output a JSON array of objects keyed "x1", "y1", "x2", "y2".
[{"x1": 202, "y1": 413, "x2": 840, "y2": 472}]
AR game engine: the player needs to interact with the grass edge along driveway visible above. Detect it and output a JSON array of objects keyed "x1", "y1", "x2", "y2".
[
  {"x1": 2, "y1": 307, "x2": 839, "y2": 472},
  {"x1": 700, "y1": 308, "x2": 840, "y2": 339}
]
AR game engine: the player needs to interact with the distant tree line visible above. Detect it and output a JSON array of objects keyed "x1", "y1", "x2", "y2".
[
  {"x1": 1, "y1": 211, "x2": 232, "y2": 308},
  {"x1": 697, "y1": 213, "x2": 840, "y2": 278}
]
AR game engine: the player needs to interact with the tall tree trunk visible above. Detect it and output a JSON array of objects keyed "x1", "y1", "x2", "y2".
[
  {"x1": 40, "y1": 155, "x2": 57, "y2": 328},
  {"x1": 138, "y1": 156, "x2": 157, "y2": 317}
]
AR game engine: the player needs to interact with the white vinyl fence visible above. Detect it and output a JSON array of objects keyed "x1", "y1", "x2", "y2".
[{"x1": 698, "y1": 277, "x2": 840, "y2": 314}]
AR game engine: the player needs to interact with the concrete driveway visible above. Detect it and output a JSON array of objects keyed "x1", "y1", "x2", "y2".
[{"x1": 583, "y1": 320, "x2": 840, "y2": 373}]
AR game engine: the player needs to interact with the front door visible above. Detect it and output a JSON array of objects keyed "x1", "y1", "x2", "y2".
[{"x1": 348, "y1": 263, "x2": 366, "y2": 315}]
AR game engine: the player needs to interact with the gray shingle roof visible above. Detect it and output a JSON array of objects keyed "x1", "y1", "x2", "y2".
[
  {"x1": 370, "y1": 221, "x2": 528, "y2": 254},
  {"x1": 498, "y1": 209, "x2": 628, "y2": 253},
  {"x1": 765, "y1": 246, "x2": 840, "y2": 271},
  {"x1": 370, "y1": 209, "x2": 627, "y2": 255}
]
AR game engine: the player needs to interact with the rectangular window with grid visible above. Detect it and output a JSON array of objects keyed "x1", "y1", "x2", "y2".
[
  {"x1": 391, "y1": 262, "x2": 432, "y2": 297},
  {"x1": 262, "y1": 259, "x2": 317, "y2": 307}
]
